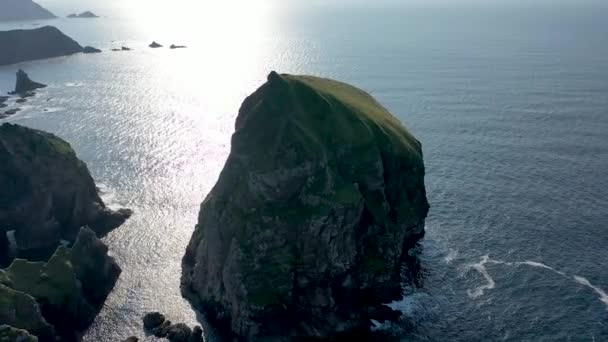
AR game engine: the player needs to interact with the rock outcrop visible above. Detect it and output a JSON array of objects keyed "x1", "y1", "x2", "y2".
[
  {"x1": 149, "y1": 41, "x2": 163, "y2": 48},
  {"x1": 0, "y1": 123, "x2": 132, "y2": 257},
  {"x1": 9, "y1": 69, "x2": 46, "y2": 95},
  {"x1": 170, "y1": 45, "x2": 187, "y2": 49},
  {"x1": 67, "y1": 11, "x2": 98, "y2": 18},
  {"x1": 82, "y1": 46, "x2": 101, "y2": 54},
  {"x1": 0, "y1": 0, "x2": 55, "y2": 22},
  {"x1": 0, "y1": 227, "x2": 122, "y2": 341},
  {"x1": 142, "y1": 312, "x2": 203, "y2": 342},
  {"x1": 181, "y1": 72, "x2": 429, "y2": 340},
  {"x1": 0, "y1": 26, "x2": 83, "y2": 66}
]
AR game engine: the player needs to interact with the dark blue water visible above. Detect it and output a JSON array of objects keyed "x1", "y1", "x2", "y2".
[{"x1": 1, "y1": 2, "x2": 607, "y2": 340}]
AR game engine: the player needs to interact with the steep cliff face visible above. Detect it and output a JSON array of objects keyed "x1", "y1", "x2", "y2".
[
  {"x1": 0, "y1": 0, "x2": 56, "y2": 22},
  {"x1": 182, "y1": 72, "x2": 429, "y2": 339},
  {"x1": 0, "y1": 123, "x2": 131, "y2": 256},
  {"x1": 0, "y1": 26, "x2": 83, "y2": 66}
]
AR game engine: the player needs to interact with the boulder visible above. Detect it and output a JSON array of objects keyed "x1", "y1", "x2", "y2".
[
  {"x1": 10, "y1": 69, "x2": 46, "y2": 95},
  {"x1": 143, "y1": 312, "x2": 165, "y2": 331},
  {"x1": 0, "y1": 123, "x2": 132, "y2": 255},
  {"x1": 153, "y1": 320, "x2": 172, "y2": 338},
  {"x1": 149, "y1": 41, "x2": 163, "y2": 48},
  {"x1": 0, "y1": 26, "x2": 83, "y2": 66},
  {"x1": 0, "y1": 0, "x2": 55, "y2": 22},
  {"x1": 166, "y1": 323, "x2": 192, "y2": 342},
  {"x1": 0, "y1": 325, "x2": 39, "y2": 342},
  {"x1": 83, "y1": 46, "x2": 102, "y2": 54},
  {"x1": 181, "y1": 72, "x2": 429, "y2": 340}
]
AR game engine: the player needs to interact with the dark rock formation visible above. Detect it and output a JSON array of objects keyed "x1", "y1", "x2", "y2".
[
  {"x1": 0, "y1": 325, "x2": 40, "y2": 342},
  {"x1": 149, "y1": 41, "x2": 163, "y2": 48},
  {"x1": 181, "y1": 72, "x2": 429, "y2": 340},
  {"x1": 112, "y1": 46, "x2": 131, "y2": 52},
  {"x1": 10, "y1": 69, "x2": 46, "y2": 95},
  {"x1": 67, "y1": 11, "x2": 98, "y2": 18},
  {"x1": 0, "y1": 0, "x2": 55, "y2": 22},
  {"x1": 83, "y1": 46, "x2": 101, "y2": 54},
  {"x1": 0, "y1": 123, "x2": 132, "y2": 256},
  {"x1": 142, "y1": 312, "x2": 203, "y2": 342},
  {"x1": 121, "y1": 337, "x2": 139, "y2": 342},
  {"x1": 143, "y1": 312, "x2": 165, "y2": 330},
  {"x1": 3, "y1": 108, "x2": 21, "y2": 116},
  {"x1": 170, "y1": 44, "x2": 187, "y2": 49},
  {"x1": 0, "y1": 26, "x2": 83, "y2": 66},
  {"x1": 16, "y1": 98, "x2": 27, "y2": 103},
  {"x1": 0, "y1": 227, "x2": 122, "y2": 341}
]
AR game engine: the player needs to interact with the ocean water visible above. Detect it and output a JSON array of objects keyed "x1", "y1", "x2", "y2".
[{"x1": 1, "y1": 1, "x2": 608, "y2": 341}]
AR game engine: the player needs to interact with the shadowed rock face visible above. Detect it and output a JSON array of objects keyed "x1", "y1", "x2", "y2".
[
  {"x1": 0, "y1": 0, "x2": 55, "y2": 22},
  {"x1": 0, "y1": 123, "x2": 132, "y2": 256},
  {"x1": 0, "y1": 26, "x2": 83, "y2": 66},
  {"x1": 182, "y1": 72, "x2": 429, "y2": 340},
  {"x1": 0, "y1": 227, "x2": 122, "y2": 341}
]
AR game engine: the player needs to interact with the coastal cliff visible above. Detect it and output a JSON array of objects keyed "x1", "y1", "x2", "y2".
[
  {"x1": 0, "y1": 26, "x2": 83, "y2": 66},
  {"x1": 0, "y1": 123, "x2": 132, "y2": 259},
  {"x1": 182, "y1": 72, "x2": 429, "y2": 340},
  {"x1": 0, "y1": 0, "x2": 55, "y2": 22}
]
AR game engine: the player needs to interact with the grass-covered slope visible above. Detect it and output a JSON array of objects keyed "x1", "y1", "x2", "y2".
[{"x1": 183, "y1": 72, "x2": 429, "y2": 339}]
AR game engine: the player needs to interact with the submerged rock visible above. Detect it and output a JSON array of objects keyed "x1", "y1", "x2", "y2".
[
  {"x1": 169, "y1": 44, "x2": 187, "y2": 49},
  {"x1": 83, "y1": 46, "x2": 101, "y2": 54},
  {"x1": 0, "y1": 26, "x2": 83, "y2": 66},
  {"x1": 0, "y1": 227, "x2": 121, "y2": 341},
  {"x1": 182, "y1": 72, "x2": 429, "y2": 340},
  {"x1": 149, "y1": 41, "x2": 163, "y2": 48},
  {"x1": 10, "y1": 69, "x2": 46, "y2": 95},
  {"x1": 0, "y1": 123, "x2": 132, "y2": 255}
]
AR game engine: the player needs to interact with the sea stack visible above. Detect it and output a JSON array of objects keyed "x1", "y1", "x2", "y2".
[
  {"x1": 0, "y1": 123, "x2": 132, "y2": 257},
  {"x1": 182, "y1": 72, "x2": 429, "y2": 340},
  {"x1": 10, "y1": 69, "x2": 46, "y2": 94}
]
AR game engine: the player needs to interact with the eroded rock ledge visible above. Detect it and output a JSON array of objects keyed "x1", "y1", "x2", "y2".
[{"x1": 181, "y1": 72, "x2": 429, "y2": 340}]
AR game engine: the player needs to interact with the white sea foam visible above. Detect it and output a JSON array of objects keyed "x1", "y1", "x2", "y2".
[
  {"x1": 573, "y1": 276, "x2": 608, "y2": 308},
  {"x1": 467, "y1": 256, "x2": 608, "y2": 308},
  {"x1": 444, "y1": 249, "x2": 458, "y2": 264}
]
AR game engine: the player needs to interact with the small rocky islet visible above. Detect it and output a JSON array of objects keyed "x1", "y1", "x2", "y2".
[{"x1": 0, "y1": 70, "x2": 428, "y2": 341}]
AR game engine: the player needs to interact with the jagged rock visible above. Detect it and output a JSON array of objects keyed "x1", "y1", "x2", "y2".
[
  {"x1": 0, "y1": 123, "x2": 132, "y2": 255},
  {"x1": 181, "y1": 72, "x2": 429, "y2": 340},
  {"x1": 67, "y1": 11, "x2": 98, "y2": 18},
  {"x1": 149, "y1": 41, "x2": 162, "y2": 48},
  {"x1": 0, "y1": 26, "x2": 83, "y2": 66},
  {"x1": 0, "y1": 0, "x2": 55, "y2": 22},
  {"x1": 0, "y1": 228, "x2": 121, "y2": 341},
  {"x1": 83, "y1": 46, "x2": 101, "y2": 54},
  {"x1": 153, "y1": 320, "x2": 172, "y2": 338},
  {"x1": 9, "y1": 70, "x2": 46, "y2": 95},
  {"x1": 166, "y1": 323, "x2": 191, "y2": 342},
  {"x1": 0, "y1": 285, "x2": 56, "y2": 340},
  {"x1": 143, "y1": 312, "x2": 165, "y2": 331},
  {"x1": 0, "y1": 325, "x2": 39, "y2": 342},
  {"x1": 170, "y1": 44, "x2": 187, "y2": 49}
]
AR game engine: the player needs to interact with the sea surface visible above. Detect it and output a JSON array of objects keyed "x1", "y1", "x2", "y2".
[{"x1": 1, "y1": 1, "x2": 608, "y2": 341}]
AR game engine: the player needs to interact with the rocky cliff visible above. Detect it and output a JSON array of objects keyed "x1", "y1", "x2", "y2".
[
  {"x1": 0, "y1": 227, "x2": 122, "y2": 341},
  {"x1": 0, "y1": 123, "x2": 132, "y2": 258},
  {"x1": 182, "y1": 72, "x2": 429, "y2": 340},
  {"x1": 0, "y1": 0, "x2": 55, "y2": 22},
  {"x1": 0, "y1": 26, "x2": 83, "y2": 66}
]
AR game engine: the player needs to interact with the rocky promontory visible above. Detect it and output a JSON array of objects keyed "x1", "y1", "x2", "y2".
[
  {"x1": 0, "y1": 26, "x2": 83, "y2": 66},
  {"x1": 0, "y1": 227, "x2": 122, "y2": 341},
  {"x1": 0, "y1": 0, "x2": 55, "y2": 22},
  {"x1": 182, "y1": 72, "x2": 429, "y2": 340},
  {"x1": 0, "y1": 123, "x2": 132, "y2": 258}
]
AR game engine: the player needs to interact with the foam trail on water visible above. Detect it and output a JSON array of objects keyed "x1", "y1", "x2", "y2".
[
  {"x1": 573, "y1": 276, "x2": 608, "y2": 308},
  {"x1": 444, "y1": 249, "x2": 458, "y2": 264},
  {"x1": 467, "y1": 255, "x2": 496, "y2": 298},
  {"x1": 467, "y1": 256, "x2": 608, "y2": 309}
]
